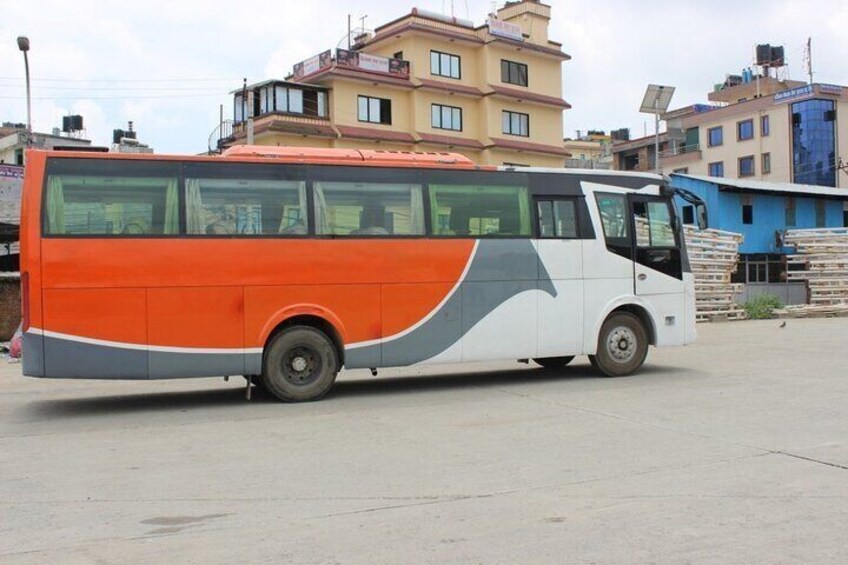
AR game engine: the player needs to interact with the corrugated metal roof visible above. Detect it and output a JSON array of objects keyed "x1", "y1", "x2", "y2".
[{"x1": 672, "y1": 174, "x2": 848, "y2": 198}]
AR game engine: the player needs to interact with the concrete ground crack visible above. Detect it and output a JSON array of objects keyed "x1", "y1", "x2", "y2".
[{"x1": 770, "y1": 450, "x2": 848, "y2": 471}]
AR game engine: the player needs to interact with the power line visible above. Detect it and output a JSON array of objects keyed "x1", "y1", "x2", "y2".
[
  {"x1": 0, "y1": 84, "x2": 234, "y2": 92},
  {"x1": 0, "y1": 93, "x2": 227, "y2": 100},
  {"x1": 0, "y1": 76, "x2": 240, "y2": 83}
]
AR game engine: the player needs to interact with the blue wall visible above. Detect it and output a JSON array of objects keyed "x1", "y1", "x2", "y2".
[{"x1": 671, "y1": 175, "x2": 846, "y2": 254}]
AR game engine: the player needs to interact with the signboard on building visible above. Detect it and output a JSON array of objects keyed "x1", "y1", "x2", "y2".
[
  {"x1": 774, "y1": 84, "x2": 813, "y2": 104},
  {"x1": 0, "y1": 165, "x2": 23, "y2": 227},
  {"x1": 819, "y1": 84, "x2": 844, "y2": 96},
  {"x1": 335, "y1": 49, "x2": 410, "y2": 78},
  {"x1": 487, "y1": 17, "x2": 523, "y2": 41},
  {"x1": 292, "y1": 50, "x2": 332, "y2": 80}
]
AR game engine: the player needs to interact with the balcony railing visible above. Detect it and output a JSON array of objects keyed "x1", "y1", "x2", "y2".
[
  {"x1": 565, "y1": 158, "x2": 612, "y2": 170},
  {"x1": 659, "y1": 143, "x2": 700, "y2": 159}
]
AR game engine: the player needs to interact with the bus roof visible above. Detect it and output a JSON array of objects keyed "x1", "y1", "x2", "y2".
[
  {"x1": 28, "y1": 146, "x2": 663, "y2": 182},
  {"x1": 28, "y1": 146, "x2": 484, "y2": 170}
]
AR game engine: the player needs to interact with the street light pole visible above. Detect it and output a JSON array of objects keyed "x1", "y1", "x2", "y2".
[{"x1": 17, "y1": 36, "x2": 31, "y2": 148}]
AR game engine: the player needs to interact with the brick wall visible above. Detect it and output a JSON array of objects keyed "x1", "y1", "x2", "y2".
[{"x1": 0, "y1": 275, "x2": 21, "y2": 341}]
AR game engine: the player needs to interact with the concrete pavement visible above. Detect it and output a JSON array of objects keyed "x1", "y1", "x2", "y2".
[{"x1": 1, "y1": 318, "x2": 846, "y2": 564}]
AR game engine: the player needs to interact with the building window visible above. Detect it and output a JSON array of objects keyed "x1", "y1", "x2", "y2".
[
  {"x1": 761, "y1": 115, "x2": 770, "y2": 136},
  {"x1": 501, "y1": 60, "x2": 528, "y2": 87},
  {"x1": 502, "y1": 111, "x2": 529, "y2": 137},
  {"x1": 742, "y1": 202, "x2": 753, "y2": 225},
  {"x1": 785, "y1": 197, "x2": 796, "y2": 227},
  {"x1": 708, "y1": 126, "x2": 723, "y2": 147},
  {"x1": 358, "y1": 95, "x2": 392, "y2": 125},
  {"x1": 431, "y1": 104, "x2": 462, "y2": 131},
  {"x1": 791, "y1": 99, "x2": 837, "y2": 187},
  {"x1": 682, "y1": 205, "x2": 695, "y2": 225},
  {"x1": 762, "y1": 152, "x2": 771, "y2": 174},
  {"x1": 815, "y1": 200, "x2": 826, "y2": 227},
  {"x1": 673, "y1": 167, "x2": 689, "y2": 174},
  {"x1": 708, "y1": 161, "x2": 724, "y2": 177},
  {"x1": 430, "y1": 50, "x2": 460, "y2": 79},
  {"x1": 737, "y1": 119, "x2": 754, "y2": 141},
  {"x1": 739, "y1": 155, "x2": 755, "y2": 177}
]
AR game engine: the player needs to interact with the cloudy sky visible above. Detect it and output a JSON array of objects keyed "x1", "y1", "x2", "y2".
[{"x1": 2, "y1": 0, "x2": 846, "y2": 154}]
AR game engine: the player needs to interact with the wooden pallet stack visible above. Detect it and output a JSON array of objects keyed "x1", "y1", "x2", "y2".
[
  {"x1": 683, "y1": 226, "x2": 746, "y2": 322},
  {"x1": 778, "y1": 228, "x2": 848, "y2": 318}
]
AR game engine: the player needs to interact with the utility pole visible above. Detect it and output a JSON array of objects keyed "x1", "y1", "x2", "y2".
[{"x1": 17, "y1": 36, "x2": 31, "y2": 148}]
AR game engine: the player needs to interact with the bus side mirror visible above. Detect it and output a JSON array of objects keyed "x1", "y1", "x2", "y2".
[{"x1": 696, "y1": 204, "x2": 708, "y2": 230}]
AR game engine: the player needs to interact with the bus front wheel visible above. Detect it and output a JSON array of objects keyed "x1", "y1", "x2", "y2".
[
  {"x1": 262, "y1": 326, "x2": 339, "y2": 402},
  {"x1": 591, "y1": 312, "x2": 648, "y2": 377}
]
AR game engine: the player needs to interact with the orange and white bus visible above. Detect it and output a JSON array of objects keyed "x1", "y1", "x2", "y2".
[{"x1": 20, "y1": 146, "x2": 703, "y2": 401}]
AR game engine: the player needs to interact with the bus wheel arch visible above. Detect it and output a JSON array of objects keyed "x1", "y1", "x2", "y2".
[
  {"x1": 608, "y1": 303, "x2": 656, "y2": 346},
  {"x1": 262, "y1": 313, "x2": 346, "y2": 368}
]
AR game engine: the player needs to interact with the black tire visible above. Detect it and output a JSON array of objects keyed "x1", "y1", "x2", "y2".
[
  {"x1": 261, "y1": 326, "x2": 339, "y2": 402},
  {"x1": 533, "y1": 356, "x2": 575, "y2": 370},
  {"x1": 592, "y1": 312, "x2": 649, "y2": 377}
]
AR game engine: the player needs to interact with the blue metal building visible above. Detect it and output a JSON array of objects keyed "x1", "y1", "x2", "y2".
[{"x1": 671, "y1": 173, "x2": 848, "y2": 303}]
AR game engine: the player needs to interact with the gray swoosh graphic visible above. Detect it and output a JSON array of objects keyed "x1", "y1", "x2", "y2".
[{"x1": 346, "y1": 239, "x2": 555, "y2": 368}]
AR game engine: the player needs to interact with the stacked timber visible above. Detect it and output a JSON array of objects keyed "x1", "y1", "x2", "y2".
[
  {"x1": 683, "y1": 226, "x2": 746, "y2": 322},
  {"x1": 778, "y1": 228, "x2": 848, "y2": 318}
]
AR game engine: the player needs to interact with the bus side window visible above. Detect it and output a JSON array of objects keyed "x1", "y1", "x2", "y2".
[
  {"x1": 184, "y1": 178, "x2": 308, "y2": 236},
  {"x1": 634, "y1": 200, "x2": 676, "y2": 248},
  {"x1": 430, "y1": 184, "x2": 531, "y2": 237},
  {"x1": 313, "y1": 182, "x2": 425, "y2": 236},
  {"x1": 596, "y1": 193, "x2": 629, "y2": 240},
  {"x1": 44, "y1": 174, "x2": 179, "y2": 236},
  {"x1": 537, "y1": 199, "x2": 577, "y2": 239}
]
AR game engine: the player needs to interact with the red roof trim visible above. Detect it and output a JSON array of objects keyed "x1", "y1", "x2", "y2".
[
  {"x1": 486, "y1": 85, "x2": 571, "y2": 109},
  {"x1": 417, "y1": 133, "x2": 485, "y2": 150},
  {"x1": 336, "y1": 125, "x2": 416, "y2": 144},
  {"x1": 488, "y1": 137, "x2": 570, "y2": 156},
  {"x1": 486, "y1": 36, "x2": 571, "y2": 60},
  {"x1": 417, "y1": 79, "x2": 484, "y2": 97}
]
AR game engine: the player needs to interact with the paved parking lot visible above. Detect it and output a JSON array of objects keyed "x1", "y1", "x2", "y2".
[{"x1": 1, "y1": 318, "x2": 847, "y2": 564}]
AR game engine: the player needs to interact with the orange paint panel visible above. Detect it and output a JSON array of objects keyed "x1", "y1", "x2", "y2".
[
  {"x1": 147, "y1": 287, "x2": 244, "y2": 348},
  {"x1": 41, "y1": 239, "x2": 475, "y2": 289},
  {"x1": 42, "y1": 288, "x2": 147, "y2": 344},
  {"x1": 245, "y1": 285, "x2": 381, "y2": 347},
  {"x1": 382, "y1": 282, "x2": 455, "y2": 338}
]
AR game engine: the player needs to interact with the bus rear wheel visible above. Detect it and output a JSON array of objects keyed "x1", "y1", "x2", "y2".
[
  {"x1": 591, "y1": 312, "x2": 648, "y2": 377},
  {"x1": 533, "y1": 356, "x2": 575, "y2": 370},
  {"x1": 262, "y1": 326, "x2": 339, "y2": 402}
]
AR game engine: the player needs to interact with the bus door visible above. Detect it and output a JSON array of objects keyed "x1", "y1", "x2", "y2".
[{"x1": 629, "y1": 195, "x2": 683, "y2": 295}]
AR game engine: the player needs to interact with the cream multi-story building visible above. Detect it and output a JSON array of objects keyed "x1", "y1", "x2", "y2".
[
  {"x1": 218, "y1": 0, "x2": 571, "y2": 167},
  {"x1": 659, "y1": 79, "x2": 848, "y2": 188}
]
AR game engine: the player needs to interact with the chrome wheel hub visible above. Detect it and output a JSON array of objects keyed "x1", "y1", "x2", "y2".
[
  {"x1": 291, "y1": 356, "x2": 307, "y2": 372},
  {"x1": 606, "y1": 326, "x2": 637, "y2": 363}
]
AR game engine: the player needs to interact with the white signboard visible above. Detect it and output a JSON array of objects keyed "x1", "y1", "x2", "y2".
[
  {"x1": 358, "y1": 53, "x2": 390, "y2": 74},
  {"x1": 302, "y1": 54, "x2": 321, "y2": 76},
  {"x1": 488, "y1": 17, "x2": 523, "y2": 41},
  {"x1": 0, "y1": 165, "x2": 23, "y2": 226},
  {"x1": 774, "y1": 85, "x2": 813, "y2": 104}
]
